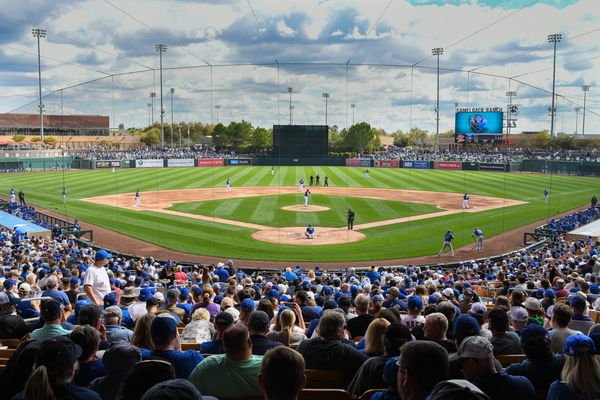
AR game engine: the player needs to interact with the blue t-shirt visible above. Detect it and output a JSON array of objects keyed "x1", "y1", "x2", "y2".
[
  {"x1": 42, "y1": 289, "x2": 70, "y2": 308},
  {"x1": 471, "y1": 371, "x2": 535, "y2": 400},
  {"x1": 177, "y1": 303, "x2": 192, "y2": 318},
  {"x1": 547, "y1": 381, "x2": 591, "y2": 400},
  {"x1": 504, "y1": 354, "x2": 564, "y2": 392},
  {"x1": 444, "y1": 233, "x2": 454, "y2": 242},
  {"x1": 16, "y1": 301, "x2": 39, "y2": 319},
  {"x1": 143, "y1": 349, "x2": 204, "y2": 379},
  {"x1": 74, "y1": 359, "x2": 104, "y2": 387},
  {"x1": 200, "y1": 338, "x2": 224, "y2": 355},
  {"x1": 283, "y1": 271, "x2": 299, "y2": 281},
  {"x1": 214, "y1": 268, "x2": 230, "y2": 283},
  {"x1": 366, "y1": 270, "x2": 381, "y2": 284}
]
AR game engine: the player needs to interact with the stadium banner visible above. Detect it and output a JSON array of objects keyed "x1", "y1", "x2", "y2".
[
  {"x1": 167, "y1": 159, "x2": 194, "y2": 167},
  {"x1": 135, "y1": 159, "x2": 163, "y2": 168},
  {"x1": 95, "y1": 160, "x2": 121, "y2": 168},
  {"x1": 374, "y1": 160, "x2": 400, "y2": 168},
  {"x1": 359, "y1": 159, "x2": 373, "y2": 167},
  {"x1": 402, "y1": 160, "x2": 431, "y2": 169},
  {"x1": 227, "y1": 159, "x2": 252, "y2": 166},
  {"x1": 462, "y1": 162, "x2": 479, "y2": 171},
  {"x1": 479, "y1": 162, "x2": 506, "y2": 172},
  {"x1": 197, "y1": 158, "x2": 224, "y2": 167},
  {"x1": 433, "y1": 161, "x2": 461, "y2": 170},
  {"x1": 346, "y1": 158, "x2": 361, "y2": 167}
]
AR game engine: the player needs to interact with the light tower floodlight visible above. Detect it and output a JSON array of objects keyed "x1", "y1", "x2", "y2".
[
  {"x1": 156, "y1": 44, "x2": 167, "y2": 147},
  {"x1": 351, "y1": 103, "x2": 356, "y2": 125},
  {"x1": 432, "y1": 48, "x2": 444, "y2": 149},
  {"x1": 547, "y1": 33, "x2": 561, "y2": 142},
  {"x1": 582, "y1": 85, "x2": 590, "y2": 136},
  {"x1": 32, "y1": 28, "x2": 47, "y2": 142},
  {"x1": 170, "y1": 88, "x2": 175, "y2": 147},
  {"x1": 322, "y1": 93, "x2": 330, "y2": 125},
  {"x1": 287, "y1": 87, "x2": 293, "y2": 124}
]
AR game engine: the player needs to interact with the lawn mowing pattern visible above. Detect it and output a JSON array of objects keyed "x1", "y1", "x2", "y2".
[
  {"x1": 0, "y1": 166, "x2": 596, "y2": 262},
  {"x1": 167, "y1": 193, "x2": 443, "y2": 228}
]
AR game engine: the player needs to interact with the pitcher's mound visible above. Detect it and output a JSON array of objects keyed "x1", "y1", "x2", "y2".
[
  {"x1": 252, "y1": 227, "x2": 364, "y2": 245},
  {"x1": 281, "y1": 205, "x2": 330, "y2": 212}
]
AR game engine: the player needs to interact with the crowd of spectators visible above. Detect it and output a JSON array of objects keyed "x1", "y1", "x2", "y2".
[
  {"x1": 0, "y1": 219, "x2": 599, "y2": 399},
  {"x1": 71, "y1": 145, "x2": 242, "y2": 161}
]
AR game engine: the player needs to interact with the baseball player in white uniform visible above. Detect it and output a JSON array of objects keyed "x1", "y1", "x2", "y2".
[
  {"x1": 544, "y1": 189, "x2": 549, "y2": 204},
  {"x1": 472, "y1": 227, "x2": 483, "y2": 251},
  {"x1": 299, "y1": 178, "x2": 305, "y2": 192},
  {"x1": 226, "y1": 178, "x2": 231, "y2": 193},
  {"x1": 9, "y1": 189, "x2": 15, "y2": 203},
  {"x1": 134, "y1": 190, "x2": 141, "y2": 207},
  {"x1": 462, "y1": 193, "x2": 470, "y2": 209},
  {"x1": 304, "y1": 189, "x2": 311, "y2": 207}
]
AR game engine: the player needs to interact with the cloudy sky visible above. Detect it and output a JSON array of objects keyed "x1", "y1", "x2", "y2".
[{"x1": 0, "y1": 0, "x2": 598, "y2": 135}]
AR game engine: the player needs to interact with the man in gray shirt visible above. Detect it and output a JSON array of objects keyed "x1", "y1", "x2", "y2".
[
  {"x1": 549, "y1": 303, "x2": 581, "y2": 354},
  {"x1": 488, "y1": 308, "x2": 522, "y2": 355}
]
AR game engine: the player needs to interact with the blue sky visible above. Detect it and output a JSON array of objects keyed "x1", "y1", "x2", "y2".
[{"x1": 0, "y1": 0, "x2": 597, "y2": 135}]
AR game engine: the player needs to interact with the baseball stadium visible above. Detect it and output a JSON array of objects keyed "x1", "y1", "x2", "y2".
[{"x1": 1, "y1": 1, "x2": 600, "y2": 400}]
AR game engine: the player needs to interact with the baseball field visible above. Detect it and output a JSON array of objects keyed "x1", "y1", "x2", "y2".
[{"x1": 0, "y1": 166, "x2": 596, "y2": 263}]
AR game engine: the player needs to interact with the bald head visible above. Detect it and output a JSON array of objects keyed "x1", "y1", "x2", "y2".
[{"x1": 223, "y1": 324, "x2": 252, "y2": 360}]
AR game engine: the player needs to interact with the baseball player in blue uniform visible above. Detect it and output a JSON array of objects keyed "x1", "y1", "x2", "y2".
[
  {"x1": 226, "y1": 178, "x2": 231, "y2": 193},
  {"x1": 544, "y1": 189, "x2": 549, "y2": 204},
  {"x1": 305, "y1": 224, "x2": 315, "y2": 239},
  {"x1": 462, "y1": 193, "x2": 470, "y2": 209},
  {"x1": 134, "y1": 190, "x2": 141, "y2": 207},
  {"x1": 271, "y1": 166, "x2": 274, "y2": 175},
  {"x1": 472, "y1": 227, "x2": 483, "y2": 251},
  {"x1": 299, "y1": 178, "x2": 305, "y2": 191},
  {"x1": 304, "y1": 189, "x2": 311, "y2": 207},
  {"x1": 364, "y1": 169, "x2": 369, "y2": 178},
  {"x1": 438, "y1": 230, "x2": 455, "y2": 257}
]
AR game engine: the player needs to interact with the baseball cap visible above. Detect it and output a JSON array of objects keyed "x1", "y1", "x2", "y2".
[
  {"x1": 248, "y1": 310, "x2": 270, "y2": 332},
  {"x1": 150, "y1": 314, "x2": 178, "y2": 343},
  {"x1": 457, "y1": 336, "x2": 493, "y2": 359},
  {"x1": 570, "y1": 296, "x2": 587, "y2": 309},
  {"x1": 428, "y1": 295, "x2": 440, "y2": 304},
  {"x1": 140, "y1": 379, "x2": 210, "y2": 400},
  {"x1": 321, "y1": 286, "x2": 333, "y2": 296},
  {"x1": 103, "y1": 293, "x2": 117, "y2": 308},
  {"x1": 324, "y1": 299, "x2": 338, "y2": 310},
  {"x1": 153, "y1": 292, "x2": 165, "y2": 302},
  {"x1": 241, "y1": 298, "x2": 255, "y2": 312},
  {"x1": 407, "y1": 296, "x2": 423, "y2": 310},
  {"x1": 453, "y1": 315, "x2": 480, "y2": 338},
  {"x1": 95, "y1": 249, "x2": 112, "y2": 261},
  {"x1": 544, "y1": 289, "x2": 555, "y2": 298},
  {"x1": 121, "y1": 286, "x2": 137, "y2": 299},
  {"x1": 372, "y1": 294, "x2": 384, "y2": 302},
  {"x1": 564, "y1": 334, "x2": 596, "y2": 356},
  {"x1": 214, "y1": 311, "x2": 234, "y2": 327},
  {"x1": 138, "y1": 288, "x2": 153, "y2": 302},
  {"x1": 18, "y1": 282, "x2": 31, "y2": 294},
  {"x1": 70, "y1": 277, "x2": 80, "y2": 286},
  {"x1": 442, "y1": 288, "x2": 454, "y2": 298},
  {"x1": 36, "y1": 337, "x2": 82, "y2": 372},
  {"x1": 0, "y1": 291, "x2": 20, "y2": 305},
  {"x1": 520, "y1": 324, "x2": 549, "y2": 343},
  {"x1": 524, "y1": 297, "x2": 541, "y2": 311},
  {"x1": 179, "y1": 287, "x2": 190, "y2": 299},
  {"x1": 508, "y1": 306, "x2": 528, "y2": 322},
  {"x1": 3, "y1": 278, "x2": 16, "y2": 290},
  {"x1": 428, "y1": 379, "x2": 489, "y2": 400},
  {"x1": 469, "y1": 302, "x2": 487, "y2": 317}
]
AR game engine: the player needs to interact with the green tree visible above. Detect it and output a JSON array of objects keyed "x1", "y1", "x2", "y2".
[
  {"x1": 43, "y1": 136, "x2": 58, "y2": 145},
  {"x1": 140, "y1": 128, "x2": 160, "y2": 147},
  {"x1": 12, "y1": 134, "x2": 25, "y2": 143},
  {"x1": 211, "y1": 123, "x2": 229, "y2": 150},
  {"x1": 408, "y1": 127, "x2": 433, "y2": 147},
  {"x1": 30, "y1": 136, "x2": 41, "y2": 143},
  {"x1": 343, "y1": 122, "x2": 381, "y2": 153},
  {"x1": 250, "y1": 127, "x2": 272, "y2": 153},
  {"x1": 392, "y1": 130, "x2": 410, "y2": 147},
  {"x1": 226, "y1": 121, "x2": 253, "y2": 153},
  {"x1": 535, "y1": 130, "x2": 551, "y2": 149}
]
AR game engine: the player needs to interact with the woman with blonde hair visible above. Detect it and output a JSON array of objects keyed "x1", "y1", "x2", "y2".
[
  {"x1": 362, "y1": 318, "x2": 391, "y2": 356},
  {"x1": 547, "y1": 334, "x2": 600, "y2": 400},
  {"x1": 182, "y1": 308, "x2": 215, "y2": 344},
  {"x1": 267, "y1": 308, "x2": 307, "y2": 346},
  {"x1": 131, "y1": 312, "x2": 155, "y2": 350}
]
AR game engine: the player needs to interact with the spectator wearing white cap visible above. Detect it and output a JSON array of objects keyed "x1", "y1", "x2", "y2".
[
  {"x1": 524, "y1": 297, "x2": 544, "y2": 325},
  {"x1": 458, "y1": 336, "x2": 535, "y2": 400},
  {"x1": 508, "y1": 306, "x2": 528, "y2": 335}
]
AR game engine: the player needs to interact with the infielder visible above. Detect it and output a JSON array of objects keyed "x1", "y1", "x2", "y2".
[
  {"x1": 462, "y1": 193, "x2": 470, "y2": 209},
  {"x1": 472, "y1": 227, "x2": 483, "y2": 251},
  {"x1": 324, "y1": 175, "x2": 329, "y2": 187},
  {"x1": 271, "y1": 166, "x2": 274, "y2": 175},
  {"x1": 304, "y1": 189, "x2": 311, "y2": 207},
  {"x1": 544, "y1": 189, "x2": 549, "y2": 204},
  {"x1": 134, "y1": 190, "x2": 141, "y2": 207},
  {"x1": 9, "y1": 188, "x2": 15, "y2": 203},
  {"x1": 438, "y1": 230, "x2": 455, "y2": 257},
  {"x1": 62, "y1": 187, "x2": 67, "y2": 204},
  {"x1": 226, "y1": 178, "x2": 231, "y2": 193},
  {"x1": 364, "y1": 169, "x2": 369, "y2": 178},
  {"x1": 305, "y1": 224, "x2": 315, "y2": 239},
  {"x1": 299, "y1": 178, "x2": 305, "y2": 191}
]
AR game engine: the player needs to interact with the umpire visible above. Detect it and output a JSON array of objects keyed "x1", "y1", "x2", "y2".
[{"x1": 347, "y1": 209, "x2": 355, "y2": 230}]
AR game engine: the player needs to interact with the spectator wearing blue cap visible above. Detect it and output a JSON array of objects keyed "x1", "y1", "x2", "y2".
[
  {"x1": 176, "y1": 287, "x2": 192, "y2": 318},
  {"x1": 547, "y1": 334, "x2": 600, "y2": 400},
  {"x1": 382, "y1": 287, "x2": 407, "y2": 311},
  {"x1": 156, "y1": 288, "x2": 186, "y2": 323},
  {"x1": 143, "y1": 314, "x2": 204, "y2": 379},
  {"x1": 402, "y1": 296, "x2": 425, "y2": 330},
  {"x1": 570, "y1": 295, "x2": 592, "y2": 322},
  {"x1": 128, "y1": 287, "x2": 153, "y2": 321},
  {"x1": 66, "y1": 277, "x2": 81, "y2": 307},
  {"x1": 295, "y1": 290, "x2": 319, "y2": 323},
  {"x1": 0, "y1": 291, "x2": 27, "y2": 339},
  {"x1": 505, "y1": 324, "x2": 564, "y2": 392},
  {"x1": 84, "y1": 249, "x2": 112, "y2": 307}
]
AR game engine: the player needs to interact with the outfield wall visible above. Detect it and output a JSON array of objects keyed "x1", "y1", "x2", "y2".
[{"x1": 63, "y1": 157, "x2": 600, "y2": 176}]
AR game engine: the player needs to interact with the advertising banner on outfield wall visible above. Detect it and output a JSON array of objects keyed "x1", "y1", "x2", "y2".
[
  {"x1": 197, "y1": 159, "x2": 224, "y2": 167},
  {"x1": 374, "y1": 160, "x2": 400, "y2": 168},
  {"x1": 479, "y1": 163, "x2": 506, "y2": 172},
  {"x1": 167, "y1": 159, "x2": 195, "y2": 167},
  {"x1": 346, "y1": 158, "x2": 361, "y2": 167},
  {"x1": 135, "y1": 159, "x2": 163, "y2": 168},
  {"x1": 96, "y1": 160, "x2": 121, "y2": 168},
  {"x1": 462, "y1": 162, "x2": 479, "y2": 171},
  {"x1": 402, "y1": 160, "x2": 431, "y2": 169},
  {"x1": 433, "y1": 161, "x2": 461, "y2": 170},
  {"x1": 228, "y1": 159, "x2": 252, "y2": 166}
]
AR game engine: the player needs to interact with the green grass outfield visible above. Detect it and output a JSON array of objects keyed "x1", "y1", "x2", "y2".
[{"x1": 0, "y1": 166, "x2": 596, "y2": 262}]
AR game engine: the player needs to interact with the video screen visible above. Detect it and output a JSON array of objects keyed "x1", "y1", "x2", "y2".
[{"x1": 455, "y1": 111, "x2": 503, "y2": 143}]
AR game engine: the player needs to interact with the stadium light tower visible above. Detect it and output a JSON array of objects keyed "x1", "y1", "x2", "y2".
[
  {"x1": 147, "y1": 103, "x2": 152, "y2": 126},
  {"x1": 432, "y1": 47, "x2": 444, "y2": 149},
  {"x1": 322, "y1": 93, "x2": 330, "y2": 125},
  {"x1": 574, "y1": 107, "x2": 581, "y2": 135},
  {"x1": 582, "y1": 85, "x2": 590, "y2": 136},
  {"x1": 215, "y1": 105, "x2": 221, "y2": 124},
  {"x1": 156, "y1": 44, "x2": 167, "y2": 148},
  {"x1": 290, "y1": 105, "x2": 295, "y2": 124},
  {"x1": 287, "y1": 87, "x2": 293, "y2": 124},
  {"x1": 32, "y1": 28, "x2": 46, "y2": 142},
  {"x1": 170, "y1": 88, "x2": 175, "y2": 147},
  {"x1": 351, "y1": 103, "x2": 356, "y2": 125},
  {"x1": 548, "y1": 33, "x2": 561, "y2": 141},
  {"x1": 150, "y1": 92, "x2": 156, "y2": 124}
]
